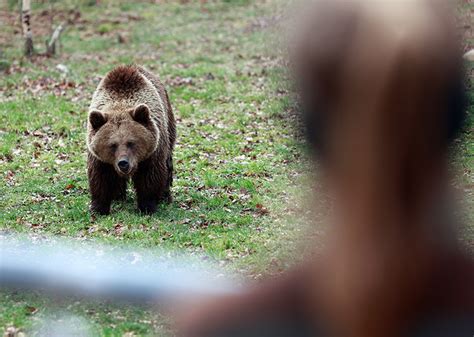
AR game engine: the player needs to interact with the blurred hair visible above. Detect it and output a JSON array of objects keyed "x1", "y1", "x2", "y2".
[{"x1": 291, "y1": 0, "x2": 468, "y2": 159}]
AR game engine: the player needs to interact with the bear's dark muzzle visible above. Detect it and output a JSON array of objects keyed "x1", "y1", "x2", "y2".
[{"x1": 118, "y1": 159, "x2": 130, "y2": 173}]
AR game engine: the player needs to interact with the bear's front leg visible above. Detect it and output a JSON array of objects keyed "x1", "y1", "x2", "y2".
[
  {"x1": 132, "y1": 156, "x2": 168, "y2": 214},
  {"x1": 88, "y1": 154, "x2": 124, "y2": 215},
  {"x1": 161, "y1": 153, "x2": 174, "y2": 204}
]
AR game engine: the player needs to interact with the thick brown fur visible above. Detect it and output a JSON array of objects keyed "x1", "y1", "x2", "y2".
[
  {"x1": 87, "y1": 65, "x2": 176, "y2": 215},
  {"x1": 103, "y1": 65, "x2": 147, "y2": 95}
]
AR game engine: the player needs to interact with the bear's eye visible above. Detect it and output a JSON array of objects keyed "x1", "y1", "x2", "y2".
[
  {"x1": 110, "y1": 143, "x2": 118, "y2": 151},
  {"x1": 126, "y1": 141, "x2": 135, "y2": 148}
]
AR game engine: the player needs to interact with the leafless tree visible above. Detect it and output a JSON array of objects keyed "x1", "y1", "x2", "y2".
[
  {"x1": 21, "y1": 0, "x2": 34, "y2": 57},
  {"x1": 46, "y1": 22, "x2": 66, "y2": 56}
]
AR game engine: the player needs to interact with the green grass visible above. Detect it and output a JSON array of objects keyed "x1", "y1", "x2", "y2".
[
  {"x1": 0, "y1": 1, "x2": 472, "y2": 336},
  {"x1": 0, "y1": 1, "x2": 307, "y2": 335},
  {"x1": 458, "y1": 58, "x2": 474, "y2": 246}
]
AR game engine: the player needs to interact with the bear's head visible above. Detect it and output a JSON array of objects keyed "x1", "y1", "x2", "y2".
[{"x1": 88, "y1": 104, "x2": 158, "y2": 176}]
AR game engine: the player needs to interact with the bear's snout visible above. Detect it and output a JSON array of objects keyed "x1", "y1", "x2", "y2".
[{"x1": 117, "y1": 158, "x2": 130, "y2": 173}]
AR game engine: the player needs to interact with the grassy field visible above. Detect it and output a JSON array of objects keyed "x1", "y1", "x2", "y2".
[
  {"x1": 0, "y1": 1, "x2": 307, "y2": 335},
  {"x1": 0, "y1": 1, "x2": 473, "y2": 336}
]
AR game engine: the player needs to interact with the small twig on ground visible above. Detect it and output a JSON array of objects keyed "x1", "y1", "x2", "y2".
[{"x1": 464, "y1": 49, "x2": 474, "y2": 62}]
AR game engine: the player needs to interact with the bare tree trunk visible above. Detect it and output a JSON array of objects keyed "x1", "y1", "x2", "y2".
[
  {"x1": 21, "y1": 0, "x2": 34, "y2": 57},
  {"x1": 46, "y1": 23, "x2": 65, "y2": 56}
]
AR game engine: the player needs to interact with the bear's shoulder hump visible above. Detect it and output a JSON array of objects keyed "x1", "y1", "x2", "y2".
[{"x1": 102, "y1": 65, "x2": 146, "y2": 96}]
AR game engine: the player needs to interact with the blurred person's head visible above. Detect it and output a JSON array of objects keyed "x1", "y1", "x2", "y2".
[
  {"x1": 291, "y1": 1, "x2": 469, "y2": 336},
  {"x1": 292, "y1": 0, "x2": 466, "y2": 224}
]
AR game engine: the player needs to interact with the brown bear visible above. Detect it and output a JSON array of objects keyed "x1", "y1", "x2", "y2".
[{"x1": 86, "y1": 65, "x2": 176, "y2": 215}]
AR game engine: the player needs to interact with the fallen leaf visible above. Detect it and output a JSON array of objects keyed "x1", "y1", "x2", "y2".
[
  {"x1": 114, "y1": 223, "x2": 124, "y2": 235},
  {"x1": 25, "y1": 306, "x2": 38, "y2": 315},
  {"x1": 256, "y1": 203, "x2": 270, "y2": 215}
]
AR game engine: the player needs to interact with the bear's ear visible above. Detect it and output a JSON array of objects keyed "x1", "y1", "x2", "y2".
[
  {"x1": 89, "y1": 110, "x2": 107, "y2": 130},
  {"x1": 131, "y1": 104, "x2": 151, "y2": 126}
]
